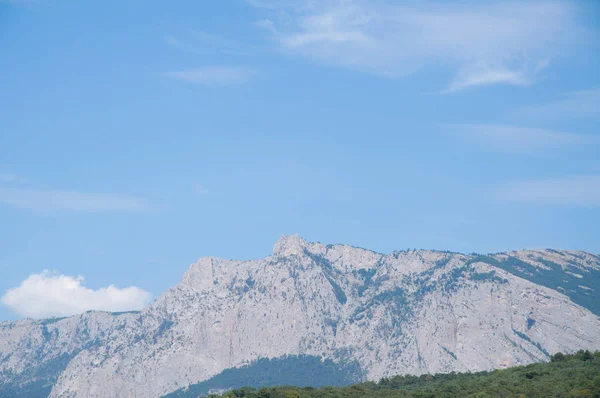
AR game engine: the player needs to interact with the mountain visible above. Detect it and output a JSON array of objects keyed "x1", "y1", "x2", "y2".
[{"x1": 1, "y1": 235, "x2": 600, "y2": 398}]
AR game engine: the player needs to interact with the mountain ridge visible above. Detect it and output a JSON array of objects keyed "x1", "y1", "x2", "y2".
[{"x1": 1, "y1": 235, "x2": 600, "y2": 397}]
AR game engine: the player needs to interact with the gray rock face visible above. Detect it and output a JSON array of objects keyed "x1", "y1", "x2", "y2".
[{"x1": 1, "y1": 235, "x2": 600, "y2": 397}]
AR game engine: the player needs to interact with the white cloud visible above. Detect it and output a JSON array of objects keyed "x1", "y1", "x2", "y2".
[
  {"x1": 1, "y1": 271, "x2": 152, "y2": 319},
  {"x1": 251, "y1": 0, "x2": 585, "y2": 91},
  {"x1": 163, "y1": 67, "x2": 256, "y2": 85},
  {"x1": 442, "y1": 124, "x2": 594, "y2": 154},
  {"x1": 516, "y1": 87, "x2": 600, "y2": 120},
  {"x1": 0, "y1": 187, "x2": 156, "y2": 213},
  {"x1": 494, "y1": 175, "x2": 600, "y2": 206}
]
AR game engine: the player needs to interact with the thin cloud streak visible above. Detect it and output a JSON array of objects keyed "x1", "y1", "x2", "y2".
[
  {"x1": 163, "y1": 67, "x2": 256, "y2": 85},
  {"x1": 0, "y1": 173, "x2": 28, "y2": 183},
  {"x1": 251, "y1": 0, "x2": 584, "y2": 91},
  {"x1": 442, "y1": 124, "x2": 595, "y2": 154},
  {"x1": 0, "y1": 187, "x2": 156, "y2": 213},
  {"x1": 445, "y1": 66, "x2": 532, "y2": 93},
  {"x1": 494, "y1": 175, "x2": 600, "y2": 206},
  {"x1": 516, "y1": 87, "x2": 600, "y2": 120}
]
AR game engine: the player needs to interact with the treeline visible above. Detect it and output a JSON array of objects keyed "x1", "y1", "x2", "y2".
[{"x1": 214, "y1": 351, "x2": 600, "y2": 398}]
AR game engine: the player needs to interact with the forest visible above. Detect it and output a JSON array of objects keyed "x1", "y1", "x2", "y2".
[{"x1": 210, "y1": 351, "x2": 600, "y2": 398}]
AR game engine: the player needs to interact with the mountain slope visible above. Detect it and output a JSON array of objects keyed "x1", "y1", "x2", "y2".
[
  {"x1": 1, "y1": 235, "x2": 599, "y2": 398},
  {"x1": 484, "y1": 250, "x2": 600, "y2": 316}
]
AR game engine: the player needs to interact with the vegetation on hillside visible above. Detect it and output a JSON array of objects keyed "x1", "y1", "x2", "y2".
[
  {"x1": 208, "y1": 351, "x2": 600, "y2": 398},
  {"x1": 163, "y1": 355, "x2": 363, "y2": 398},
  {"x1": 475, "y1": 255, "x2": 600, "y2": 317}
]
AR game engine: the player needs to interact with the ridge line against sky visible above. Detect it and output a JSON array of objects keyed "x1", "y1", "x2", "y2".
[{"x1": 0, "y1": 0, "x2": 599, "y2": 320}]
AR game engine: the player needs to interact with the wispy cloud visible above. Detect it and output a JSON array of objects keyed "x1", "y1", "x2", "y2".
[
  {"x1": 0, "y1": 0, "x2": 42, "y2": 5},
  {"x1": 250, "y1": 0, "x2": 585, "y2": 92},
  {"x1": 254, "y1": 19, "x2": 277, "y2": 33},
  {"x1": 441, "y1": 124, "x2": 595, "y2": 154},
  {"x1": 445, "y1": 64, "x2": 533, "y2": 93},
  {"x1": 165, "y1": 31, "x2": 250, "y2": 56},
  {"x1": 0, "y1": 173, "x2": 28, "y2": 183},
  {"x1": 246, "y1": 0, "x2": 299, "y2": 9},
  {"x1": 163, "y1": 67, "x2": 256, "y2": 85},
  {"x1": 194, "y1": 184, "x2": 209, "y2": 195},
  {"x1": 0, "y1": 187, "x2": 156, "y2": 213},
  {"x1": 516, "y1": 87, "x2": 600, "y2": 120},
  {"x1": 1, "y1": 271, "x2": 152, "y2": 318},
  {"x1": 494, "y1": 175, "x2": 600, "y2": 206}
]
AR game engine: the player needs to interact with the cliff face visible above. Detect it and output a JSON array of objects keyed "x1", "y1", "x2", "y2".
[{"x1": 1, "y1": 235, "x2": 600, "y2": 398}]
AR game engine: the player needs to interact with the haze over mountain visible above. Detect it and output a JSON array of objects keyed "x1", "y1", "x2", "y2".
[{"x1": 1, "y1": 235, "x2": 599, "y2": 398}]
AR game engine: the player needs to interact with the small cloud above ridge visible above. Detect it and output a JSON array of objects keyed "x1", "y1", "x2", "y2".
[{"x1": 1, "y1": 271, "x2": 153, "y2": 319}]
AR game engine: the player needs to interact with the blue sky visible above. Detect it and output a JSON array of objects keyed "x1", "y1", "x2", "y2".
[{"x1": 1, "y1": 0, "x2": 599, "y2": 320}]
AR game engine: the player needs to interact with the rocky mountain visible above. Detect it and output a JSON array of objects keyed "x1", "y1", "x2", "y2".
[{"x1": 1, "y1": 235, "x2": 600, "y2": 398}]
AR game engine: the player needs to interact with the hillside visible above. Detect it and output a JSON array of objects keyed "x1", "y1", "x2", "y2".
[
  {"x1": 1, "y1": 235, "x2": 599, "y2": 397},
  {"x1": 209, "y1": 350, "x2": 600, "y2": 398}
]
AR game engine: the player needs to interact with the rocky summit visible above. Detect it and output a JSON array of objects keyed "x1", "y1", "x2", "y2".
[{"x1": 1, "y1": 235, "x2": 600, "y2": 397}]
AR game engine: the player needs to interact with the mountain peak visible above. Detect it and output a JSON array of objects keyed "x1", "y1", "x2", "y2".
[{"x1": 272, "y1": 234, "x2": 309, "y2": 257}]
